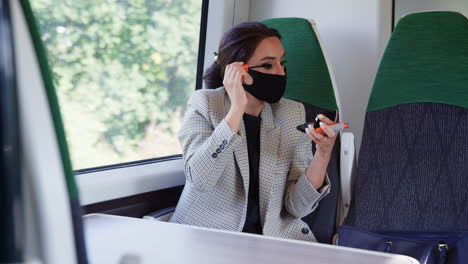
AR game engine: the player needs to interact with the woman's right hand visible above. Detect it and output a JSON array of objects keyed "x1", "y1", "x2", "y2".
[{"x1": 223, "y1": 62, "x2": 252, "y2": 113}]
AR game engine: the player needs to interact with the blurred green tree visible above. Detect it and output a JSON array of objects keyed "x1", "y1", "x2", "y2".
[{"x1": 30, "y1": 0, "x2": 202, "y2": 167}]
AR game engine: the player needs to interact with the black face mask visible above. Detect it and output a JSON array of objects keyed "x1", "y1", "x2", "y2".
[{"x1": 243, "y1": 69, "x2": 286, "y2": 104}]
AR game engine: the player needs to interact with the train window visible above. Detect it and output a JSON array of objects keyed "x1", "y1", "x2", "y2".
[
  {"x1": 393, "y1": 0, "x2": 468, "y2": 28},
  {"x1": 29, "y1": 0, "x2": 205, "y2": 170}
]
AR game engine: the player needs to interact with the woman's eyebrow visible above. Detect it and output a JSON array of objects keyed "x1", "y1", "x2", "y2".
[
  {"x1": 260, "y1": 56, "x2": 276, "y2": 61},
  {"x1": 260, "y1": 51, "x2": 286, "y2": 61},
  {"x1": 260, "y1": 52, "x2": 286, "y2": 61}
]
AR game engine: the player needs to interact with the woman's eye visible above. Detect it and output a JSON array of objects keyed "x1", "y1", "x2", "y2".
[{"x1": 261, "y1": 63, "x2": 273, "y2": 69}]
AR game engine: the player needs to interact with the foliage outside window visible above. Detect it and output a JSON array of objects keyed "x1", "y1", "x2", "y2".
[{"x1": 30, "y1": 0, "x2": 202, "y2": 169}]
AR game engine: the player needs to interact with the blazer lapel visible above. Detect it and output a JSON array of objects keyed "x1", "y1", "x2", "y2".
[
  {"x1": 258, "y1": 103, "x2": 280, "y2": 222},
  {"x1": 223, "y1": 91, "x2": 280, "y2": 219}
]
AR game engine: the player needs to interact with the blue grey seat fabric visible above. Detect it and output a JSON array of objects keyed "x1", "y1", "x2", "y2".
[{"x1": 346, "y1": 103, "x2": 468, "y2": 231}]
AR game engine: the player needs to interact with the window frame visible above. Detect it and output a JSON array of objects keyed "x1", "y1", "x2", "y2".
[{"x1": 1, "y1": 0, "x2": 24, "y2": 260}]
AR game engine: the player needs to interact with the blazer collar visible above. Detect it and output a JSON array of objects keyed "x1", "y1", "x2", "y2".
[{"x1": 223, "y1": 89, "x2": 276, "y2": 132}]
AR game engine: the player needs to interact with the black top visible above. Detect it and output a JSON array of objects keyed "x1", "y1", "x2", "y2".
[{"x1": 241, "y1": 113, "x2": 262, "y2": 235}]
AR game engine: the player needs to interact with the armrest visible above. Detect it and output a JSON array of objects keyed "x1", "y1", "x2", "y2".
[
  {"x1": 338, "y1": 132, "x2": 356, "y2": 226},
  {"x1": 143, "y1": 206, "x2": 176, "y2": 222}
]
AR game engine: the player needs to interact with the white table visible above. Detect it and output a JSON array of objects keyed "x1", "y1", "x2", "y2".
[{"x1": 84, "y1": 214, "x2": 419, "y2": 264}]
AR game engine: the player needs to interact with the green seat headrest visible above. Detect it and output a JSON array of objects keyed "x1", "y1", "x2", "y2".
[
  {"x1": 262, "y1": 18, "x2": 338, "y2": 110},
  {"x1": 368, "y1": 11, "x2": 468, "y2": 112}
]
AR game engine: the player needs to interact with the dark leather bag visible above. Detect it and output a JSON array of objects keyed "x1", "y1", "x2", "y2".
[{"x1": 338, "y1": 225, "x2": 468, "y2": 264}]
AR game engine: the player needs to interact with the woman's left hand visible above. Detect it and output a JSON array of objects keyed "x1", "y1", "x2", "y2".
[{"x1": 305, "y1": 114, "x2": 337, "y2": 157}]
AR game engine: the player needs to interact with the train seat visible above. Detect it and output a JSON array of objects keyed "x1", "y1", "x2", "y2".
[{"x1": 339, "y1": 11, "x2": 468, "y2": 263}]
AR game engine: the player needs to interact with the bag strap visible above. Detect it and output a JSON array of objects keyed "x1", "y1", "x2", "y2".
[
  {"x1": 382, "y1": 239, "x2": 448, "y2": 264},
  {"x1": 437, "y1": 243, "x2": 448, "y2": 264},
  {"x1": 384, "y1": 240, "x2": 392, "y2": 253}
]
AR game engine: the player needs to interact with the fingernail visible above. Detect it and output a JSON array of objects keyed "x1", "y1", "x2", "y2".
[
  {"x1": 305, "y1": 127, "x2": 309, "y2": 133},
  {"x1": 318, "y1": 114, "x2": 324, "y2": 119}
]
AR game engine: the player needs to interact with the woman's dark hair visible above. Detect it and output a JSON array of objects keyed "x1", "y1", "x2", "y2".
[{"x1": 203, "y1": 21, "x2": 281, "y2": 89}]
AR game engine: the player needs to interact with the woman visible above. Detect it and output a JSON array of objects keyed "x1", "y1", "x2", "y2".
[{"x1": 170, "y1": 22, "x2": 337, "y2": 242}]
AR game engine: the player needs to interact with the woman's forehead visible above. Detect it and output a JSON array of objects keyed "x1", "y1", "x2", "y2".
[{"x1": 250, "y1": 37, "x2": 285, "y2": 61}]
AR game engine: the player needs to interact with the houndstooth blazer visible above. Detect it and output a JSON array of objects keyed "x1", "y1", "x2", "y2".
[{"x1": 170, "y1": 87, "x2": 330, "y2": 242}]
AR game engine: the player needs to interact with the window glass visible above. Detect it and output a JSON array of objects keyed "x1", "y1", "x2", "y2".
[
  {"x1": 394, "y1": 0, "x2": 468, "y2": 26},
  {"x1": 30, "y1": 0, "x2": 203, "y2": 169}
]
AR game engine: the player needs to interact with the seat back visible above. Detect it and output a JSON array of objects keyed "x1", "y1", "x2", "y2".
[
  {"x1": 346, "y1": 11, "x2": 468, "y2": 232},
  {"x1": 262, "y1": 18, "x2": 341, "y2": 244}
]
